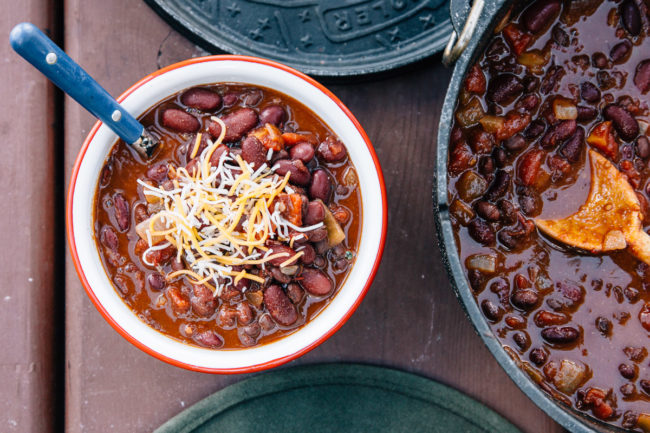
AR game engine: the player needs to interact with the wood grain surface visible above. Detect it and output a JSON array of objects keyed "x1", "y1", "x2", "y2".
[
  {"x1": 60, "y1": 1, "x2": 565, "y2": 432},
  {"x1": 0, "y1": 3, "x2": 63, "y2": 433}
]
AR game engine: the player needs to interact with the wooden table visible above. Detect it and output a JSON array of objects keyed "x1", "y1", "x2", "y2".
[{"x1": 2, "y1": 0, "x2": 567, "y2": 431}]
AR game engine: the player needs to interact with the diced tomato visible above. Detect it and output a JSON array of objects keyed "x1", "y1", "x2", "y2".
[
  {"x1": 464, "y1": 65, "x2": 487, "y2": 94},
  {"x1": 587, "y1": 121, "x2": 618, "y2": 159},
  {"x1": 274, "y1": 193, "x2": 304, "y2": 226},
  {"x1": 496, "y1": 112, "x2": 531, "y2": 141},
  {"x1": 517, "y1": 149, "x2": 545, "y2": 186},
  {"x1": 251, "y1": 124, "x2": 285, "y2": 151},
  {"x1": 281, "y1": 132, "x2": 317, "y2": 147},
  {"x1": 503, "y1": 24, "x2": 532, "y2": 56}
]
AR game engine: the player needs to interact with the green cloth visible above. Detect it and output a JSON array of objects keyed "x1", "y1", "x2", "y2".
[{"x1": 155, "y1": 363, "x2": 521, "y2": 433}]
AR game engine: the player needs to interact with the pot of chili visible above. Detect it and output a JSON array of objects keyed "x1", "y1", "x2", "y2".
[{"x1": 435, "y1": 0, "x2": 650, "y2": 432}]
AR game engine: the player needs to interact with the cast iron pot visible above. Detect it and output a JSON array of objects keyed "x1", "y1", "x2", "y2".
[{"x1": 434, "y1": 1, "x2": 623, "y2": 432}]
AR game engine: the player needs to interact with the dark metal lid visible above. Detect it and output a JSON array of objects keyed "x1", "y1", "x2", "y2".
[{"x1": 144, "y1": 0, "x2": 453, "y2": 76}]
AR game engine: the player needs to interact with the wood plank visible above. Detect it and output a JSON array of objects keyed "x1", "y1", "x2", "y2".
[
  {"x1": 63, "y1": 1, "x2": 564, "y2": 432},
  {"x1": 0, "y1": 5, "x2": 62, "y2": 433}
]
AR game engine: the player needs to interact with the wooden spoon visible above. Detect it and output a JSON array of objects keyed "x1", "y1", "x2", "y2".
[{"x1": 535, "y1": 149, "x2": 650, "y2": 265}]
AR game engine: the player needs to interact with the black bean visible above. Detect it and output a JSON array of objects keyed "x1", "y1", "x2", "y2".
[
  {"x1": 576, "y1": 106, "x2": 597, "y2": 122},
  {"x1": 559, "y1": 127, "x2": 585, "y2": 163},
  {"x1": 468, "y1": 269, "x2": 486, "y2": 292},
  {"x1": 551, "y1": 24, "x2": 569, "y2": 46},
  {"x1": 481, "y1": 299, "x2": 502, "y2": 322},
  {"x1": 541, "y1": 326, "x2": 580, "y2": 344},
  {"x1": 487, "y1": 74, "x2": 524, "y2": 105},
  {"x1": 475, "y1": 201, "x2": 501, "y2": 221},
  {"x1": 147, "y1": 272, "x2": 166, "y2": 291},
  {"x1": 504, "y1": 134, "x2": 526, "y2": 152},
  {"x1": 610, "y1": 40, "x2": 632, "y2": 64},
  {"x1": 498, "y1": 200, "x2": 517, "y2": 224},
  {"x1": 529, "y1": 348, "x2": 548, "y2": 366},
  {"x1": 524, "y1": 120, "x2": 546, "y2": 139},
  {"x1": 523, "y1": 0, "x2": 561, "y2": 33},
  {"x1": 541, "y1": 120, "x2": 577, "y2": 148},
  {"x1": 620, "y1": 0, "x2": 642, "y2": 36},
  {"x1": 580, "y1": 82, "x2": 600, "y2": 103},
  {"x1": 596, "y1": 316, "x2": 612, "y2": 336},
  {"x1": 619, "y1": 363, "x2": 636, "y2": 380},
  {"x1": 513, "y1": 332, "x2": 530, "y2": 350},
  {"x1": 484, "y1": 170, "x2": 511, "y2": 201},
  {"x1": 468, "y1": 219, "x2": 496, "y2": 246},
  {"x1": 636, "y1": 136, "x2": 650, "y2": 159},
  {"x1": 478, "y1": 156, "x2": 495, "y2": 176},
  {"x1": 492, "y1": 147, "x2": 507, "y2": 167},
  {"x1": 511, "y1": 290, "x2": 539, "y2": 310}
]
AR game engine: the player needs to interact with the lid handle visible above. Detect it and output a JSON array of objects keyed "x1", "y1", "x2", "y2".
[{"x1": 442, "y1": 0, "x2": 485, "y2": 66}]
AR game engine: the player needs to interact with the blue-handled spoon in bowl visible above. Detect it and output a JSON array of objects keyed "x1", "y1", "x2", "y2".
[{"x1": 10, "y1": 22, "x2": 157, "y2": 157}]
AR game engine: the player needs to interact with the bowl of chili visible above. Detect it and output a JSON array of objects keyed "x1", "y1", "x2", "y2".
[{"x1": 67, "y1": 55, "x2": 387, "y2": 373}]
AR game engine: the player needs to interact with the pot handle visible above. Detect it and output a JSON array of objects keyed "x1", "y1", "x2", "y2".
[{"x1": 442, "y1": 0, "x2": 485, "y2": 66}]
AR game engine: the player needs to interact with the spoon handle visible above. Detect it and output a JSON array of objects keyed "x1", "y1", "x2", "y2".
[{"x1": 10, "y1": 22, "x2": 144, "y2": 145}]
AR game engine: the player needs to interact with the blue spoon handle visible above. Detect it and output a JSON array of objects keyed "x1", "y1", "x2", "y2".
[{"x1": 10, "y1": 22, "x2": 144, "y2": 145}]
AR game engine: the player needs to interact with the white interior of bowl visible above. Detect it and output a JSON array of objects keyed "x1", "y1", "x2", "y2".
[{"x1": 70, "y1": 59, "x2": 384, "y2": 370}]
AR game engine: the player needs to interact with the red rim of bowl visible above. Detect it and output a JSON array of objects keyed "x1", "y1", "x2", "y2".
[{"x1": 66, "y1": 55, "x2": 388, "y2": 374}]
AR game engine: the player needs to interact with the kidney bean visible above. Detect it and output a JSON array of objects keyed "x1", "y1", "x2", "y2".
[
  {"x1": 518, "y1": 189, "x2": 542, "y2": 216},
  {"x1": 641, "y1": 381, "x2": 650, "y2": 395},
  {"x1": 222, "y1": 92, "x2": 238, "y2": 106},
  {"x1": 259, "y1": 104, "x2": 286, "y2": 126},
  {"x1": 241, "y1": 135, "x2": 267, "y2": 168},
  {"x1": 289, "y1": 142, "x2": 315, "y2": 163},
  {"x1": 603, "y1": 104, "x2": 639, "y2": 141},
  {"x1": 535, "y1": 310, "x2": 568, "y2": 327},
  {"x1": 194, "y1": 330, "x2": 223, "y2": 349},
  {"x1": 517, "y1": 149, "x2": 545, "y2": 186},
  {"x1": 181, "y1": 88, "x2": 222, "y2": 111},
  {"x1": 524, "y1": 120, "x2": 546, "y2": 139},
  {"x1": 300, "y1": 268, "x2": 333, "y2": 296},
  {"x1": 468, "y1": 219, "x2": 496, "y2": 246},
  {"x1": 636, "y1": 136, "x2": 650, "y2": 159},
  {"x1": 511, "y1": 290, "x2": 539, "y2": 310},
  {"x1": 113, "y1": 193, "x2": 130, "y2": 231},
  {"x1": 147, "y1": 272, "x2": 166, "y2": 291},
  {"x1": 237, "y1": 331, "x2": 256, "y2": 347},
  {"x1": 530, "y1": 348, "x2": 548, "y2": 366},
  {"x1": 218, "y1": 306, "x2": 238, "y2": 328},
  {"x1": 580, "y1": 82, "x2": 600, "y2": 103},
  {"x1": 304, "y1": 201, "x2": 325, "y2": 226},
  {"x1": 559, "y1": 127, "x2": 585, "y2": 163},
  {"x1": 610, "y1": 40, "x2": 632, "y2": 64},
  {"x1": 296, "y1": 244, "x2": 316, "y2": 265},
  {"x1": 620, "y1": 0, "x2": 641, "y2": 36},
  {"x1": 270, "y1": 266, "x2": 292, "y2": 284},
  {"x1": 513, "y1": 332, "x2": 530, "y2": 350},
  {"x1": 258, "y1": 313, "x2": 276, "y2": 331},
  {"x1": 100, "y1": 225, "x2": 118, "y2": 251},
  {"x1": 481, "y1": 299, "x2": 502, "y2": 322},
  {"x1": 635, "y1": 60, "x2": 650, "y2": 93},
  {"x1": 264, "y1": 284, "x2": 298, "y2": 326},
  {"x1": 317, "y1": 136, "x2": 347, "y2": 162},
  {"x1": 551, "y1": 24, "x2": 569, "y2": 46},
  {"x1": 190, "y1": 284, "x2": 217, "y2": 317},
  {"x1": 541, "y1": 326, "x2": 580, "y2": 344},
  {"x1": 167, "y1": 286, "x2": 190, "y2": 316},
  {"x1": 236, "y1": 302, "x2": 254, "y2": 325},
  {"x1": 492, "y1": 147, "x2": 507, "y2": 168},
  {"x1": 523, "y1": 0, "x2": 561, "y2": 33},
  {"x1": 309, "y1": 169, "x2": 331, "y2": 202},
  {"x1": 270, "y1": 149, "x2": 289, "y2": 164},
  {"x1": 307, "y1": 227, "x2": 328, "y2": 243},
  {"x1": 516, "y1": 94, "x2": 539, "y2": 112},
  {"x1": 242, "y1": 89, "x2": 263, "y2": 106},
  {"x1": 274, "y1": 159, "x2": 311, "y2": 186},
  {"x1": 208, "y1": 108, "x2": 259, "y2": 142},
  {"x1": 522, "y1": 76, "x2": 540, "y2": 93},
  {"x1": 286, "y1": 283, "x2": 305, "y2": 304},
  {"x1": 487, "y1": 73, "x2": 524, "y2": 105},
  {"x1": 619, "y1": 363, "x2": 636, "y2": 380},
  {"x1": 146, "y1": 163, "x2": 169, "y2": 183},
  {"x1": 161, "y1": 108, "x2": 200, "y2": 133},
  {"x1": 478, "y1": 156, "x2": 495, "y2": 176},
  {"x1": 475, "y1": 200, "x2": 501, "y2": 221},
  {"x1": 541, "y1": 120, "x2": 576, "y2": 148},
  {"x1": 484, "y1": 170, "x2": 511, "y2": 201},
  {"x1": 267, "y1": 245, "x2": 297, "y2": 267},
  {"x1": 576, "y1": 106, "x2": 597, "y2": 122},
  {"x1": 242, "y1": 322, "x2": 261, "y2": 339}
]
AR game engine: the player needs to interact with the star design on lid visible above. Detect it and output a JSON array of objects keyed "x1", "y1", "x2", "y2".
[
  {"x1": 298, "y1": 10, "x2": 310, "y2": 22},
  {"x1": 249, "y1": 27, "x2": 263, "y2": 40},
  {"x1": 388, "y1": 27, "x2": 400, "y2": 43},
  {"x1": 258, "y1": 18, "x2": 271, "y2": 30},
  {"x1": 300, "y1": 34, "x2": 312, "y2": 48},
  {"x1": 226, "y1": 3, "x2": 241, "y2": 17},
  {"x1": 419, "y1": 14, "x2": 435, "y2": 29}
]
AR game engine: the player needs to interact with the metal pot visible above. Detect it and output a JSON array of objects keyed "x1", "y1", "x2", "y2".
[{"x1": 434, "y1": 1, "x2": 624, "y2": 432}]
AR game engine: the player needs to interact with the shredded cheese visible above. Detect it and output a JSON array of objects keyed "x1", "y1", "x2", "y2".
[{"x1": 139, "y1": 123, "x2": 323, "y2": 295}]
